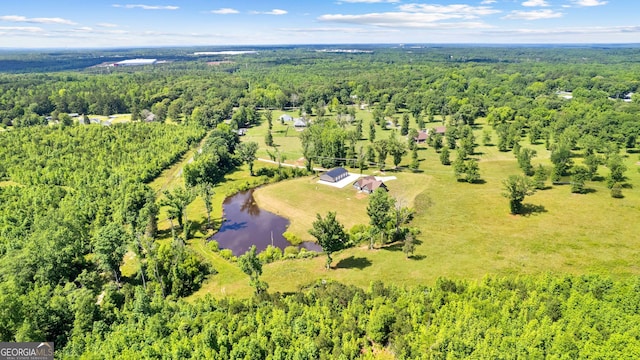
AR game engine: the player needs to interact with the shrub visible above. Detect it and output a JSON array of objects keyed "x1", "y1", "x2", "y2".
[
  {"x1": 348, "y1": 224, "x2": 371, "y2": 247},
  {"x1": 283, "y1": 231, "x2": 302, "y2": 245},
  {"x1": 207, "y1": 240, "x2": 219, "y2": 252},
  {"x1": 219, "y1": 249, "x2": 235, "y2": 261},
  {"x1": 297, "y1": 248, "x2": 320, "y2": 259},
  {"x1": 611, "y1": 183, "x2": 623, "y2": 198},
  {"x1": 283, "y1": 246, "x2": 300, "y2": 259},
  {"x1": 257, "y1": 245, "x2": 282, "y2": 264}
]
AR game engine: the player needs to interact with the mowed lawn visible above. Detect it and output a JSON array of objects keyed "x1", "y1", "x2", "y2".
[
  {"x1": 255, "y1": 156, "x2": 640, "y2": 295},
  {"x1": 162, "y1": 109, "x2": 640, "y2": 299},
  {"x1": 253, "y1": 172, "x2": 430, "y2": 238}
]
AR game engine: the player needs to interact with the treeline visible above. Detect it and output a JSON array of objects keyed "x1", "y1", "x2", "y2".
[
  {"x1": 2, "y1": 47, "x2": 640, "y2": 140},
  {"x1": 60, "y1": 275, "x2": 640, "y2": 358},
  {"x1": 0, "y1": 123, "x2": 209, "y2": 348}
]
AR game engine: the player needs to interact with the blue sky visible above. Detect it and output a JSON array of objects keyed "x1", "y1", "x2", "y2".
[{"x1": 0, "y1": 0, "x2": 637, "y2": 48}]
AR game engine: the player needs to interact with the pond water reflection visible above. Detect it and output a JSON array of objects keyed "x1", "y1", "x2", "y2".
[{"x1": 210, "y1": 189, "x2": 322, "y2": 256}]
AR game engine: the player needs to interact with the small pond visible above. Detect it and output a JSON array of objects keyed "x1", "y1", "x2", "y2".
[{"x1": 210, "y1": 189, "x2": 322, "y2": 256}]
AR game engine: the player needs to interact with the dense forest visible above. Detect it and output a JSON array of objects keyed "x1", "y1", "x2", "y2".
[{"x1": 1, "y1": 46, "x2": 639, "y2": 357}]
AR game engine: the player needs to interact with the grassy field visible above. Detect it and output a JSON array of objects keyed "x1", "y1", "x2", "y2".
[
  {"x1": 139, "y1": 107, "x2": 640, "y2": 300},
  {"x1": 252, "y1": 172, "x2": 430, "y2": 238}
]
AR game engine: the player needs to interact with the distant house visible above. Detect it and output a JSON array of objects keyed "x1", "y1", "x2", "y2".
[
  {"x1": 624, "y1": 92, "x2": 634, "y2": 102},
  {"x1": 557, "y1": 91, "x2": 573, "y2": 100},
  {"x1": 279, "y1": 114, "x2": 293, "y2": 122},
  {"x1": 68, "y1": 113, "x2": 79, "y2": 118},
  {"x1": 293, "y1": 118, "x2": 308, "y2": 128},
  {"x1": 353, "y1": 175, "x2": 388, "y2": 194},
  {"x1": 90, "y1": 118, "x2": 101, "y2": 124},
  {"x1": 434, "y1": 126, "x2": 446, "y2": 135},
  {"x1": 414, "y1": 130, "x2": 429, "y2": 143},
  {"x1": 320, "y1": 167, "x2": 349, "y2": 183},
  {"x1": 235, "y1": 128, "x2": 248, "y2": 136},
  {"x1": 144, "y1": 113, "x2": 157, "y2": 122}
]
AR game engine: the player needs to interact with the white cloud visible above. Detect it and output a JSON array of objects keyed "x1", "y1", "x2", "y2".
[
  {"x1": 481, "y1": 0, "x2": 497, "y2": 3},
  {"x1": 280, "y1": 27, "x2": 399, "y2": 33},
  {"x1": 210, "y1": 8, "x2": 239, "y2": 15},
  {"x1": 97, "y1": 23, "x2": 118, "y2": 28},
  {"x1": 320, "y1": 4, "x2": 500, "y2": 28},
  {"x1": 522, "y1": 0, "x2": 550, "y2": 6},
  {"x1": 397, "y1": 4, "x2": 501, "y2": 17},
  {"x1": 0, "y1": 26, "x2": 43, "y2": 33},
  {"x1": 319, "y1": 12, "x2": 492, "y2": 28},
  {"x1": 503, "y1": 9, "x2": 563, "y2": 20},
  {"x1": 252, "y1": 9, "x2": 288, "y2": 15},
  {"x1": 339, "y1": 0, "x2": 400, "y2": 3},
  {"x1": 112, "y1": 4, "x2": 179, "y2": 10},
  {"x1": 572, "y1": 0, "x2": 608, "y2": 6},
  {"x1": 0, "y1": 15, "x2": 76, "y2": 25}
]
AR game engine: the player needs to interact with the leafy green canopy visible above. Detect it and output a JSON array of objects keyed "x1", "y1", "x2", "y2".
[{"x1": 62, "y1": 276, "x2": 640, "y2": 359}]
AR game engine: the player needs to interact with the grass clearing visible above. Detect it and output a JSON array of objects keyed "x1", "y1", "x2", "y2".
[
  {"x1": 147, "y1": 108, "x2": 640, "y2": 299},
  {"x1": 253, "y1": 172, "x2": 429, "y2": 239}
]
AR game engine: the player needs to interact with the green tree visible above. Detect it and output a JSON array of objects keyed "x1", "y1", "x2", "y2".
[
  {"x1": 238, "y1": 245, "x2": 268, "y2": 295},
  {"x1": 367, "y1": 188, "x2": 393, "y2": 248},
  {"x1": 409, "y1": 148, "x2": 419, "y2": 170},
  {"x1": 440, "y1": 145, "x2": 451, "y2": 165},
  {"x1": 373, "y1": 139, "x2": 389, "y2": 169},
  {"x1": 502, "y1": 175, "x2": 536, "y2": 215},
  {"x1": 610, "y1": 182, "x2": 623, "y2": 198},
  {"x1": 369, "y1": 121, "x2": 376, "y2": 142},
  {"x1": 94, "y1": 223, "x2": 129, "y2": 286},
  {"x1": 309, "y1": 212, "x2": 347, "y2": 269},
  {"x1": 570, "y1": 165, "x2": 590, "y2": 194},
  {"x1": 606, "y1": 154, "x2": 627, "y2": 188},
  {"x1": 265, "y1": 130, "x2": 274, "y2": 147},
  {"x1": 533, "y1": 164, "x2": 548, "y2": 190},
  {"x1": 160, "y1": 187, "x2": 195, "y2": 238},
  {"x1": 355, "y1": 119, "x2": 363, "y2": 139},
  {"x1": 407, "y1": 128, "x2": 418, "y2": 150},
  {"x1": 197, "y1": 182, "x2": 214, "y2": 229},
  {"x1": 400, "y1": 113, "x2": 410, "y2": 136},
  {"x1": 517, "y1": 148, "x2": 537, "y2": 176},
  {"x1": 237, "y1": 141, "x2": 259, "y2": 176},
  {"x1": 482, "y1": 128, "x2": 492, "y2": 146},
  {"x1": 402, "y1": 233, "x2": 415, "y2": 259},
  {"x1": 387, "y1": 132, "x2": 407, "y2": 169},
  {"x1": 465, "y1": 159, "x2": 480, "y2": 183},
  {"x1": 453, "y1": 156, "x2": 466, "y2": 180},
  {"x1": 264, "y1": 110, "x2": 273, "y2": 130},
  {"x1": 584, "y1": 153, "x2": 602, "y2": 180},
  {"x1": 550, "y1": 142, "x2": 573, "y2": 177},
  {"x1": 432, "y1": 133, "x2": 443, "y2": 152}
]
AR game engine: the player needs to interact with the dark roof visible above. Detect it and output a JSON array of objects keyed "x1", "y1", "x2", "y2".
[{"x1": 324, "y1": 167, "x2": 348, "y2": 179}]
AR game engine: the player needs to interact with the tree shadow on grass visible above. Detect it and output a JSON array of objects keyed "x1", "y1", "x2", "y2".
[
  {"x1": 576, "y1": 188, "x2": 597, "y2": 194},
  {"x1": 520, "y1": 203, "x2": 548, "y2": 216},
  {"x1": 409, "y1": 254, "x2": 427, "y2": 261},
  {"x1": 335, "y1": 256, "x2": 372, "y2": 270},
  {"x1": 381, "y1": 239, "x2": 423, "y2": 252}
]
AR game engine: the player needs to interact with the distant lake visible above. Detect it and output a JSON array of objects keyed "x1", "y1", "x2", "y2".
[{"x1": 210, "y1": 189, "x2": 322, "y2": 256}]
